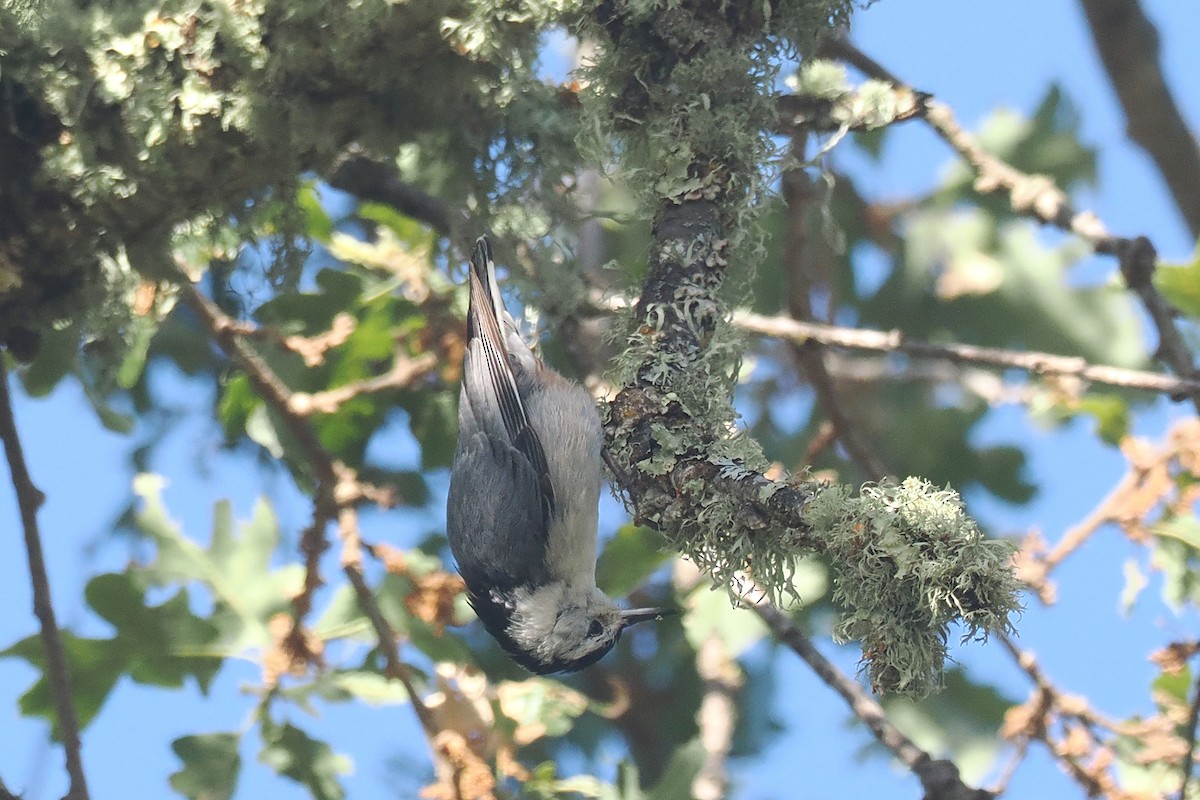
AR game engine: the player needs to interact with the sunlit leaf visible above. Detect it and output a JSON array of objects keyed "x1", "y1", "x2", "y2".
[
  {"x1": 298, "y1": 183, "x2": 334, "y2": 244},
  {"x1": 683, "y1": 585, "x2": 768, "y2": 658},
  {"x1": 133, "y1": 476, "x2": 303, "y2": 651}
]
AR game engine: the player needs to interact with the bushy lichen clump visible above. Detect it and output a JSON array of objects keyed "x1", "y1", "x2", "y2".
[
  {"x1": 1, "y1": 0, "x2": 574, "y2": 364},
  {"x1": 806, "y1": 478, "x2": 1022, "y2": 694}
]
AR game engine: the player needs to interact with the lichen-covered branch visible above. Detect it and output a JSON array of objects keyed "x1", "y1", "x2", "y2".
[{"x1": 578, "y1": 2, "x2": 1018, "y2": 696}]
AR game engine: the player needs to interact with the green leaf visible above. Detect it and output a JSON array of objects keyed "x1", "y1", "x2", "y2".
[
  {"x1": 357, "y1": 202, "x2": 435, "y2": 246},
  {"x1": 408, "y1": 390, "x2": 459, "y2": 469},
  {"x1": 255, "y1": 269, "x2": 363, "y2": 332},
  {"x1": 116, "y1": 314, "x2": 158, "y2": 389},
  {"x1": 86, "y1": 573, "x2": 221, "y2": 690},
  {"x1": 20, "y1": 321, "x2": 80, "y2": 396},
  {"x1": 1076, "y1": 394, "x2": 1131, "y2": 445},
  {"x1": 0, "y1": 631, "x2": 124, "y2": 736},
  {"x1": 852, "y1": 126, "x2": 887, "y2": 161},
  {"x1": 497, "y1": 678, "x2": 589, "y2": 742},
  {"x1": 646, "y1": 739, "x2": 705, "y2": 800},
  {"x1": 311, "y1": 584, "x2": 371, "y2": 640},
  {"x1": 79, "y1": 375, "x2": 135, "y2": 434},
  {"x1": 245, "y1": 404, "x2": 285, "y2": 458},
  {"x1": 682, "y1": 586, "x2": 768, "y2": 658},
  {"x1": 259, "y1": 720, "x2": 351, "y2": 800},
  {"x1": 1154, "y1": 251, "x2": 1200, "y2": 318},
  {"x1": 133, "y1": 475, "x2": 303, "y2": 652},
  {"x1": 216, "y1": 374, "x2": 259, "y2": 442},
  {"x1": 596, "y1": 525, "x2": 670, "y2": 598},
  {"x1": 170, "y1": 732, "x2": 242, "y2": 800},
  {"x1": 1151, "y1": 667, "x2": 1192, "y2": 705},
  {"x1": 297, "y1": 183, "x2": 334, "y2": 244}
]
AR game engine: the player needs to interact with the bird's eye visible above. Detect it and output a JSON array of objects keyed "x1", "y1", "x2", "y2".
[{"x1": 588, "y1": 620, "x2": 604, "y2": 637}]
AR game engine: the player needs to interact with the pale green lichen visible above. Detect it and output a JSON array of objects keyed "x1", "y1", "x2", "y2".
[{"x1": 805, "y1": 478, "x2": 1022, "y2": 695}]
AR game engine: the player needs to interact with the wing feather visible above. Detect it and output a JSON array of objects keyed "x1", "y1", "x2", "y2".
[{"x1": 463, "y1": 236, "x2": 556, "y2": 523}]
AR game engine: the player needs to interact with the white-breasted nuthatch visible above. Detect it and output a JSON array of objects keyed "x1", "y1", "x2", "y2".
[{"x1": 447, "y1": 235, "x2": 671, "y2": 674}]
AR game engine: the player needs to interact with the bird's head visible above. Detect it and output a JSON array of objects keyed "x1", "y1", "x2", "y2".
[{"x1": 472, "y1": 584, "x2": 673, "y2": 674}]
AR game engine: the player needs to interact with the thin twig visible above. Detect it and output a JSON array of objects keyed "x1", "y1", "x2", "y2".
[
  {"x1": 820, "y1": 36, "x2": 1200, "y2": 414},
  {"x1": 0, "y1": 358, "x2": 90, "y2": 800},
  {"x1": 1179, "y1": 670, "x2": 1200, "y2": 800},
  {"x1": 327, "y1": 149, "x2": 462, "y2": 238},
  {"x1": 289, "y1": 353, "x2": 438, "y2": 417},
  {"x1": 337, "y1": 506, "x2": 438, "y2": 736},
  {"x1": 1079, "y1": 0, "x2": 1200, "y2": 239},
  {"x1": 176, "y1": 275, "x2": 444, "y2": 767},
  {"x1": 750, "y1": 597, "x2": 988, "y2": 800},
  {"x1": 179, "y1": 281, "x2": 338, "y2": 488},
  {"x1": 692, "y1": 634, "x2": 739, "y2": 800},
  {"x1": 782, "y1": 134, "x2": 889, "y2": 482},
  {"x1": 998, "y1": 634, "x2": 1121, "y2": 796},
  {"x1": 987, "y1": 737, "x2": 1030, "y2": 797},
  {"x1": 735, "y1": 311, "x2": 1200, "y2": 398}
]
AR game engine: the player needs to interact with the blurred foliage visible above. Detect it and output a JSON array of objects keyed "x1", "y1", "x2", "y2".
[{"x1": 0, "y1": 2, "x2": 1197, "y2": 799}]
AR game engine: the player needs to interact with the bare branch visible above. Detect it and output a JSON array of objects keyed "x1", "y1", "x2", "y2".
[
  {"x1": 776, "y1": 89, "x2": 926, "y2": 135},
  {"x1": 999, "y1": 635, "x2": 1125, "y2": 797},
  {"x1": 174, "y1": 275, "x2": 448, "y2": 775},
  {"x1": 1079, "y1": 0, "x2": 1200, "y2": 240},
  {"x1": 821, "y1": 36, "x2": 1200, "y2": 414},
  {"x1": 0, "y1": 358, "x2": 90, "y2": 800},
  {"x1": 750, "y1": 596, "x2": 991, "y2": 800},
  {"x1": 692, "y1": 634, "x2": 740, "y2": 800},
  {"x1": 327, "y1": 150, "x2": 461, "y2": 238},
  {"x1": 736, "y1": 310, "x2": 1200, "y2": 398},
  {"x1": 782, "y1": 136, "x2": 890, "y2": 482},
  {"x1": 179, "y1": 282, "x2": 340, "y2": 488},
  {"x1": 1178, "y1": 665, "x2": 1200, "y2": 800},
  {"x1": 289, "y1": 353, "x2": 438, "y2": 417}
]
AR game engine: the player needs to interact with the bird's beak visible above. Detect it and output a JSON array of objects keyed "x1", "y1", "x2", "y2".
[{"x1": 620, "y1": 607, "x2": 678, "y2": 628}]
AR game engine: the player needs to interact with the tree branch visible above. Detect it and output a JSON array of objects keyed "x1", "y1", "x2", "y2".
[
  {"x1": 735, "y1": 310, "x2": 1200, "y2": 398},
  {"x1": 692, "y1": 634, "x2": 739, "y2": 800},
  {"x1": 998, "y1": 634, "x2": 1123, "y2": 797},
  {"x1": 326, "y1": 150, "x2": 461, "y2": 238},
  {"x1": 1177, "y1": 655, "x2": 1200, "y2": 800},
  {"x1": 1078, "y1": 0, "x2": 1200, "y2": 240},
  {"x1": 1180, "y1": 671, "x2": 1200, "y2": 800},
  {"x1": 0, "y1": 357, "x2": 90, "y2": 800},
  {"x1": 750, "y1": 597, "x2": 990, "y2": 800},
  {"x1": 782, "y1": 134, "x2": 890, "y2": 482},
  {"x1": 174, "y1": 275, "x2": 448, "y2": 774},
  {"x1": 289, "y1": 353, "x2": 438, "y2": 417},
  {"x1": 820, "y1": 36, "x2": 1200, "y2": 414}
]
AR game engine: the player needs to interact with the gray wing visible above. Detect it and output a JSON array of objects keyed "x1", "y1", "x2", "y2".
[
  {"x1": 461, "y1": 236, "x2": 555, "y2": 522},
  {"x1": 447, "y1": 430, "x2": 553, "y2": 591},
  {"x1": 445, "y1": 236, "x2": 555, "y2": 590}
]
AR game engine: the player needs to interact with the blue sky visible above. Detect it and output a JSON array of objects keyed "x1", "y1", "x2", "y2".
[{"x1": 2, "y1": 2, "x2": 1200, "y2": 798}]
